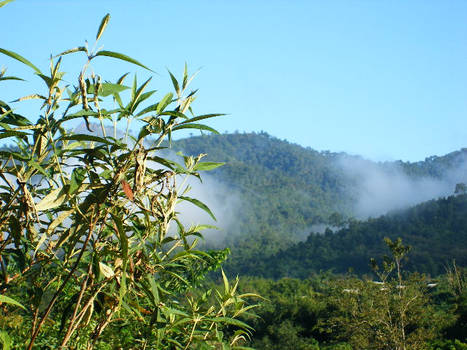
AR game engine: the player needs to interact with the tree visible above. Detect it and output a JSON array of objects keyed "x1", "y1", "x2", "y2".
[
  {"x1": 0, "y1": 14, "x2": 257, "y2": 349},
  {"x1": 326, "y1": 238, "x2": 440, "y2": 350}
]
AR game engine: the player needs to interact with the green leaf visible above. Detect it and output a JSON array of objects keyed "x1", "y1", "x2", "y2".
[
  {"x1": 99, "y1": 262, "x2": 115, "y2": 279},
  {"x1": 147, "y1": 274, "x2": 160, "y2": 305},
  {"x1": 95, "y1": 50, "x2": 153, "y2": 72},
  {"x1": 69, "y1": 167, "x2": 86, "y2": 195},
  {"x1": 27, "y1": 160, "x2": 49, "y2": 177},
  {"x1": 0, "y1": 48, "x2": 41, "y2": 74},
  {"x1": 47, "y1": 209, "x2": 73, "y2": 235},
  {"x1": 96, "y1": 13, "x2": 110, "y2": 41},
  {"x1": 0, "y1": 330, "x2": 11, "y2": 350},
  {"x1": 168, "y1": 70, "x2": 180, "y2": 96},
  {"x1": 0, "y1": 0, "x2": 15, "y2": 8},
  {"x1": 35, "y1": 187, "x2": 68, "y2": 211},
  {"x1": 172, "y1": 123, "x2": 219, "y2": 134},
  {"x1": 0, "y1": 76, "x2": 24, "y2": 81},
  {"x1": 0, "y1": 294, "x2": 26, "y2": 310},
  {"x1": 61, "y1": 134, "x2": 115, "y2": 145},
  {"x1": 193, "y1": 162, "x2": 224, "y2": 171},
  {"x1": 0, "y1": 130, "x2": 29, "y2": 140},
  {"x1": 207, "y1": 317, "x2": 252, "y2": 329},
  {"x1": 156, "y1": 93, "x2": 173, "y2": 114},
  {"x1": 54, "y1": 46, "x2": 87, "y2": 57},
  {"x1": 182, "y1": 62, "x2": 188, "y2": 89},
  {"x1": 221, "y1": 269, "x2": 230, "y2": 294},
  {"x1": 180, "y1": 113, "x2": 225, "y2": 125},
  {"x1": 98, "y1": 83, "x2": 129, "y2": 97},
  {"x1": 179, "y1": 196, "x2": 216, "y2": 221}
]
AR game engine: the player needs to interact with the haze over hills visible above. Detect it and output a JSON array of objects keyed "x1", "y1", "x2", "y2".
[{"x1": 171, "y1": 132, "x2": 467, "y2": 275}]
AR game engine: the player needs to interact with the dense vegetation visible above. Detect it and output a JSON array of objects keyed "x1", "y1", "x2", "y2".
[
  {"x1": 240, "y1": 262, "x2": 467, "y2": 349},
  {"x1": 174, "y1": 133, "x2": 467, "y2": 276},
  {"x1": 2, "y1": 6, "x2": 466, "y2": 349},
  {"x1": 239, "y1": 194, "x2": 467, "y2": 278},
  {"x1": 0, "y1": 15, "x2": 257, "y2": 349},
  {"x1": 174, "y1": 133, "x2": 467, "y2": 348}
]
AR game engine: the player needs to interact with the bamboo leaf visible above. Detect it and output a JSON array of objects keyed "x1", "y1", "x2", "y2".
[
  {"x1": 35, "y1": 187, "x2": 68, "y2": 211},
  {"x1": 12, "y1": 94, "x2": 47, "y2": 102},
  {"x1": 69, "y1": 167, "x2": 86, "y2": 194},
  {"x1": 193, "y1": 162, "x2": 224, "y2": 172},
  {"x1": 156, "y1": 92, "x2": 173, "y2": 114},
  {"x1": 206, "y1": 316, "x2": 252, "y2": 329},
  {"x1": 0, "y1": 76, "x2": 24, "y2": 81},
  {"x1": 0, "y1": 130, "x2": 28, "y2": 140},
  {"x1": 0, "y1": 48, "x2": 41, "y2": 74},
  {"x1": 47, "y1": 209, "x2": 73, "y2": 235},
  {"x1": 168, "y1": 70, "x2": 180, "y2": 96},
  {"x1": 95, "y1": 50, "x2": 153, "y2": 72},
  {"x1": 99, "y1": 262, "x2": 115, "y2": 278},
  {"x1": 0, "y1": 295, "x2": 25, "y2": 310},
  {"x1": 54, "y1": 46, "x2": 87, "y2": 58},
  {"x1": 96, "y1": 13, "x2": 110, "y2": 41},
  {"x1": 172, "y1": 123, "x2": 219, "y2": 134},
  {"x1": 179, "y1": 196, "x2": 216, "y2": 221},
  {"x1": 61, "y1": 134, "x2": 115, "y2": 145},
  {"x1": 180, "y1": 113, "x2": 225, "y2": 125},
  {"x1": 0, "y1": 0, "x2": 15, "y2": 8},
  {"x1": 221, "y1": 269, "x2": 230, "y2": 295},
  {"x1": 98, "y1": 83, "x2": 129, "y2": 97},
  {"x1": 121, "y1": 180, "x2": 134, "y2": 201},
  {"x1": 0, "y1": 330, "x2": 12, "y2": 350}
]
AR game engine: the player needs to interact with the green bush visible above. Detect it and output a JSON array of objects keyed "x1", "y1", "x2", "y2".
[{"x1": 0, "y1": 14, "x2": 257, "y2": 349}]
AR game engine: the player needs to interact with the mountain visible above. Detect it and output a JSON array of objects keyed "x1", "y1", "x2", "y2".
[
  {"x1": 239, "y1": 193, "x2": 467, "y2": 278},
  {"x1": 172, "y1": 132, "x2": 467, "y2": 275}
]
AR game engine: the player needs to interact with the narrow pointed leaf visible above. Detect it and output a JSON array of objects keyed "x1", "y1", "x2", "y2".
[
  {"x1": 156, "y1": 93, "x2": 173, "y2": 114},
  {"x1": 193, "y1": 162, "x2": 224, "y2": 171},
  {"x1": 180, "y1": 113, "x2": 225, "y2": 125},
  {"x1": 96, "y1": 13, "x2": 110, "y2": 41},
  {"x1": 168, "y1": 70, "x2": 180, "y2": 96},
  {"x1": 0, "y1": 295, "x2": 25, "y2": 310},
  {"x1": 0, "y1": 130, "x2": 29, "y2": 140},
  {"x1": 12, "y1": 94, "x2": 47, "y2": 102},
  {"x1": 69, "y1": 167, "x2": 86, "y2": 194},
  {"x1": 121, "y1": 180, "x2": 134, "y2": 201},
  {"x1": 0, "y1": 0, "x2": 15, "y2": 8},
  {"x1": 98, "y1": 83, "x2": 129, "y2": 97},
  {"x1": 172, "y1": 123, "x2": 219, "y2": 134},
  {"x1": 95, "y1": 50, "x2": 153, "y2": 72},
  {"x1": 179, "y1": 196, "x2": 216, "y2": 221},
  {"x1": 55, "y1": 46, "x2": 87, "y2": 58},
  {"x1": 0, "y1": 76, "x2": 24, "y2": 81},
  {"x1": 0, "y1": 48, "x2": 41, "y2": 74},
  {"x1": 61, "y1": 134, "x2": 115, "y2": 145},
  {"x1": 47, "y1": 209, "x2": 73, "y2": 235},
  {"x1": 99, "y1": 262, "x2": 115, "y2": 278},
  {"x1": 36, "y1": 187, "x2": 68, "y2": 211}
]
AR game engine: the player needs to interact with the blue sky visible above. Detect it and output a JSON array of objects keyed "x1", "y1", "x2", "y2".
[{"x1": 2, "y1": 0, "x2": 467, "y2": 161}]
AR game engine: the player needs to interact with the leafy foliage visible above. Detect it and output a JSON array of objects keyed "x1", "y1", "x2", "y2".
[
  {"x1": 0, "y1": 15, "x2": 257, "y2": 349},
  {"x1": 173, "y1": 133, "x2": 467, "y2": 276},
  {"x1": 239, "y1": 194, "x2": 467, "y2": 278}
]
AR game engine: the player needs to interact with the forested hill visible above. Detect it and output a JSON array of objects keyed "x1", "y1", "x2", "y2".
[
  {"x1": 172, "y1": 132, "x2": 467, "y2": 275},
  {"x1": 173, "y1": 132, "x2": 353, "y2": 256},
  {"x1": 240, "y1": 194, "x2": 467, "y2": 278}
]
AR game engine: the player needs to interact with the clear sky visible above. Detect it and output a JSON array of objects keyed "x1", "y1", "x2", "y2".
[{"x1": 2, "y1": 0, "x2": 467, "y2": 161}]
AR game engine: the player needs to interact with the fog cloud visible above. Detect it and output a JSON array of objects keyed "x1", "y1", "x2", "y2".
[{"x1": 337, "y1": 154, "x2": 467, "y2": 218}]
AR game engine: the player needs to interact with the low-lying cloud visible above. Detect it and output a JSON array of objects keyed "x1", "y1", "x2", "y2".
[
  {"x1": 174, "y1": 174, "x2": 241, "y2": 245},
  {"x1": 337, "y1": 153, "x2": 467, "y2": 218}
]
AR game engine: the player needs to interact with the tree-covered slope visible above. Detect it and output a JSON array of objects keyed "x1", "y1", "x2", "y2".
[
  {"x1": 240, "y1": 194, "x2": 467, "y2": 278},
  {"x1": 172, "y1": 133, "x2": 467, "y2": 276},
  {"x1": 172, "y1": 132, "x2": 353, "y2": 260}
]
